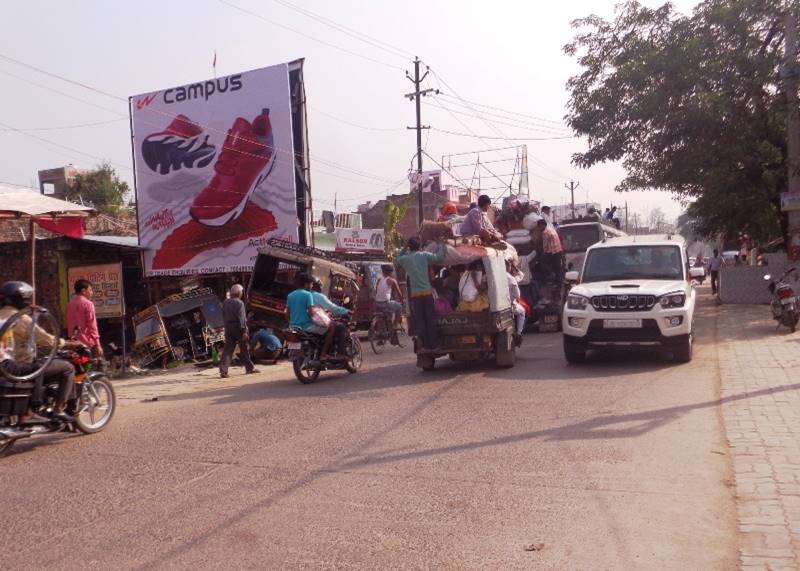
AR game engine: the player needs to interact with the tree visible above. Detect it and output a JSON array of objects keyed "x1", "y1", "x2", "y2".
[
  {"x1": 564, "y1": 0, "x2": 792, "y2": 245},
  {"x1": 384, "y1": 200, "x2": 409, "y2": 259},
  {"x1": 67, "y1": 162, "x2": 130, "y2": 215}
]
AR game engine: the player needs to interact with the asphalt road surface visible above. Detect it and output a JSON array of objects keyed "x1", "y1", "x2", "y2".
[{"x1": 2, "y1": 295, "x2": 736, "y2": 570}]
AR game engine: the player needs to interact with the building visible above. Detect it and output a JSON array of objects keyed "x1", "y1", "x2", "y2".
[
  {"x1": 38, "y1": 165, "x2": 91, "y2": 201},
  {"x1": 359, "y1": 169, "x2": 478, "y2": 239}
]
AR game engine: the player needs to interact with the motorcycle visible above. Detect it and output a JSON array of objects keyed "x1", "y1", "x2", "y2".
[
  {"x1": 0, "y1": 307, "x2": 116, "y2": 457},
  {"x1": 283, "y1": 318, "x2": 363, "y2": 383},
  {"x1": 764, "y1": 267, "x2": 799, "y2": 332}
]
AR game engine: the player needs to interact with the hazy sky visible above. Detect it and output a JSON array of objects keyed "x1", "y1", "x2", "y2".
[{"x1": 3, "y1": 0, "x2": 700, "y2": 222}]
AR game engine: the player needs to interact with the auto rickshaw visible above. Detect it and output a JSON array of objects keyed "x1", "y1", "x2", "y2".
[
  {"x1": 131, "y1": 287, "x2": 225, "y2": 367},
  {"x1": 414, "y1": 244, "x2": 517, "y2": 371},
  {"x1": 247, "y1": 239, "x2": 359, "y2": 331}
]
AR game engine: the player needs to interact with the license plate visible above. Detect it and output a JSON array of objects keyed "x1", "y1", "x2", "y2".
[
  {"x1": 287, "y1": 342, "x2": 301, "y2": 350},
  {"x1": 781, "y1": 297, "x2": 797, "y2": 305},
  {"x1": 461, "y1": 335, "x2": 477, "y2": 344},
  {"x1": 603, "y1": 319, "x2": 642, "y2": 329}
]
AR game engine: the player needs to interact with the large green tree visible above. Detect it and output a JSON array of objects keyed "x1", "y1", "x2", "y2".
[
  {"x1": 67, "y1": 162, "x2": 130, "y2": 215},
  {"x1": 564, "y1": 0, "x2": 793, "y2": 244}
]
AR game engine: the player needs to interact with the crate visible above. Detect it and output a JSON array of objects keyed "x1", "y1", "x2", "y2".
[{"x1": 0, "y1": 379, "x2": 34, "y2": 416}]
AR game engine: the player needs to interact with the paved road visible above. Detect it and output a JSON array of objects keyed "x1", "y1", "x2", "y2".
[{"x1": 2, "y1": 294, "x2": 736, "y2": 570}]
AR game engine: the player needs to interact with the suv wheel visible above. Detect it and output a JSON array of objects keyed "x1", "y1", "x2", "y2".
[
  {"x1": 673, "y1": 334, "x2": 693, "y2": 363},
  {"x1": 563, "y1": 337, "x2": 586, "y2": 364}
]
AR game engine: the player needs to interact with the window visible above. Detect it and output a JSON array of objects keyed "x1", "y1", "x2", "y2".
[
  {"x1": 583, "y1": 245, "x2": 684, "y2": 283},
  {"x1": 558, "y1": 225, "x2": 602, "y2": 253}
]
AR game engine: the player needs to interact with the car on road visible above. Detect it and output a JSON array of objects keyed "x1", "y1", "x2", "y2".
[{"x1": 562, "y1": 234, "x2": 695, "y2": 363}]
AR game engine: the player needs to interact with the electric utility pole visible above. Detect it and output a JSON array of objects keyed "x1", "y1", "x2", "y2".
[
  {"x1": 565, "y1": 180, "x2": 579, "y2": 219},
  {"x1": 405, "y1": 58, "x2": 437, "y2": 229}
]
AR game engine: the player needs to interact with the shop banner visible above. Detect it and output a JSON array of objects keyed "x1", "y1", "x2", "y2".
[
  {"x1": 131, "y1": 63, "x2": 298, "y2": 276},
  {"x1": 335, "y1": 229, "x2": 384, "y2": 253},
  {"x1": 67, "y1": 263, "x2": 124, "y2": 318}
]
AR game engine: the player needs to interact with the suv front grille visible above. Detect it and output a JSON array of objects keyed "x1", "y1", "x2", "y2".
[{"x1": 591, "y1": 294, "x2": 655, "y2": 311}]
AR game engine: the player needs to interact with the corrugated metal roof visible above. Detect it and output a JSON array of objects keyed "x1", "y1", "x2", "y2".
[
  {"x1": 0, "y1": 185, "x2": 94, "y2": 217},
  {"x1": 81, "y1": 234, "x2": 142, "y2": 249}
]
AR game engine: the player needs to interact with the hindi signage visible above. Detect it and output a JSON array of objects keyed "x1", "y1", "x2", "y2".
[{"x1": 67, "y1": 263, "x2": 124, "y2": 318}]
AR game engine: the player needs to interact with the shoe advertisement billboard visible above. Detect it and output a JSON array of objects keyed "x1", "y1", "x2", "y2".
[{"x1": 130, "y1": 63, "x2": 298, "y2": 276}]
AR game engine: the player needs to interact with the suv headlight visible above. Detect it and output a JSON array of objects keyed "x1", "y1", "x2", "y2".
[
  {"x1": 567, "y1": 293, "x2": 590, "y2": 310},
  {"x1": 659, "y1": 292, "x2": 686, "y2": 308}
]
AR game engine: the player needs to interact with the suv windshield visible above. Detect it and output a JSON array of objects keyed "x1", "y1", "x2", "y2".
[
  {"x1": 559, "y1": 225, "x2": 601, "y2": 253},
  {"x1": 582, "y1": 245, "x2": 684, "y2": 283}
]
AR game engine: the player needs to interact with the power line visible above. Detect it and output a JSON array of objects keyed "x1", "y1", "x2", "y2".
[
  {"x1": 430, "y1": 97, "x2": 572, "y2": 134},
  {"x1": 425, "y1": 100, "x2": 570, "y2": 136},
  {"x1": 308, "y1": 105, "x2": 404, "y2": 132},
  {"x1": 216, "y1": 0, "x2": 406, "y2": 71},
  {"x1": 431, "y1": 127, "x2": 574, "y2": 141},
  {"x1": 0, "y1": 117, "x2": 126, "y2": 132},
  {"x1": 270, "y1": 0, "x2": 414, "y2": 60},
  {"x1": 436, "y1": 93, "x2": 567, "y2": 127}
]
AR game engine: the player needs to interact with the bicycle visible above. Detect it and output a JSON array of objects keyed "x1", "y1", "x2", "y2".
[{"x1": 368, "y1": 310, "x2": 407, "y2": 354}]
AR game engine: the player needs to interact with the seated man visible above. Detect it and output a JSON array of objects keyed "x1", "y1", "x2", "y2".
[
  {"x1": 310, "y1": 277, "x2": 350, "y2": 359},
  {"x1": 0, "y1": 281, "x2": 83, "y2": 421},
  {"x1": 459, "y1": 195, "x2": 502, "y2": 242},
  {"x1": 374, "y1": 265, "x2": 405, "y2": 329}
]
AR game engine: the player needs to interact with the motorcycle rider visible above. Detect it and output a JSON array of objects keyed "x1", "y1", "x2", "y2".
[
  {"x1": 309, "y1": 277, "x2": 349, "y2": 359},
  {"x1": 0, "y1": 281, "x2": 83, "y2": 421},
  {"x1": 287, "y1": 273, "x2": 345, "y2": 361}
]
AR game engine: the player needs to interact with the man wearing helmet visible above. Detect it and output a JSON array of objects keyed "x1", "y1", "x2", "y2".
[
  {"x1": 0, "y1": 281, "x2": 83, "y2": 421},
  {"x1": 310, "y1": 276, "x2": 350, "y2": 359}
]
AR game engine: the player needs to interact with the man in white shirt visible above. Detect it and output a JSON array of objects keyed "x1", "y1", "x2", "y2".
[
  {"x1": 707, "y1": 249, "x2": 724, "y2": 295},
  {"x1": 375, "y1": 265, "x2": 404, "y2": 328}
]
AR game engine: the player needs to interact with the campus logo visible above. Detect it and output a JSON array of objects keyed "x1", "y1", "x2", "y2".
[
  {"x1": 136, "y1": 93, "x2": 158, "y2": 110},
  {"x1": 163, "y1": 75, "x2": 243, "y2": 104}
]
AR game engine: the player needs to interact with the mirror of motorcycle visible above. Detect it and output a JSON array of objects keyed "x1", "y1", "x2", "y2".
[{"x1": 763, "y1": 274, "x2": 772, "y2": 281}]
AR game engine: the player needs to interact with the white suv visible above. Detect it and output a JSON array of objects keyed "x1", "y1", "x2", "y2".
[{"x1": 562, "y1": 234, "x2": 695, "y2": 363}]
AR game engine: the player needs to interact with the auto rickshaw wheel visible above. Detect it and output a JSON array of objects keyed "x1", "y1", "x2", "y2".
[{"x1": 417, "y1": 354, "x2": 436, "y2": 371}]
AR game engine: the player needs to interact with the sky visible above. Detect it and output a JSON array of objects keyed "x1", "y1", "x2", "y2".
[{"x1": 2, "y1": 0, "x2": 701, "y2": 223}]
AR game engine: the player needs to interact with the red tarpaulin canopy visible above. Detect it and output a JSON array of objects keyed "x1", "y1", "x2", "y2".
[{"x1": 0, "y1": 185, "x2": 95, "y2": 302}]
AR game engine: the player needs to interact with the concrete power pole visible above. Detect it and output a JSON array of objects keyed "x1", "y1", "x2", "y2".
[
  {"x1": 405, "y1": 58, "x2": 437, "y2": 229},
  {"x1": 565, "y1": 180, "x2": 579, "y2": 219}
]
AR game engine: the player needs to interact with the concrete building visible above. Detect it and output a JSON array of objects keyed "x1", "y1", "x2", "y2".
[{"x1": 38, "y1": 164, "x2": 90, "y2": 201}]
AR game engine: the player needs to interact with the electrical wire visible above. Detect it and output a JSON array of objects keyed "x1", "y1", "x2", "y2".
[
  {"x1": 431, "y1": 127, "x2": 574, "y2": 141},
  {"x1": 432, "y1": 97, "x2": 572, "y2": 134},
  {"x1": 309, "y1": 105, "x2": 404, "y2": 132},
  {"x1": 425, "y1": 100, "x2": 570, "y2": 136},
  {"x1": 270, "y1": 0, "x2": 414, "y2": 60},
  {"x1": 216, "y1": 0, "x2": 406, "y2": 71},
  {"x1": 0, "y1": 117, "x2": 126, "y2": 132},
  {"x1": 435, "y1": 92, "x2": 567, "y2": 127}
]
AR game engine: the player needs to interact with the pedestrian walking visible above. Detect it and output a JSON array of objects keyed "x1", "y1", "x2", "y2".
[
  {"x1": 219, "y1": 284, "x2": 258, "y2": 378},
  {"x1": 708, "y1": 249, "x2": 724, "y2": 295}
]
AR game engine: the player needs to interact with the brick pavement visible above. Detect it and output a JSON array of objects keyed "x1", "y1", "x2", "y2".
[{"x1": 716, "y1": 300, "x2": 800, "y2": 569}]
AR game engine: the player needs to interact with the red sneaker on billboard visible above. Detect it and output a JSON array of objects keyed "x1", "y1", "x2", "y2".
[
  {"x1": 142, "y1": 114, "x2": 216, "y2": 175},
  {"x1": 189, "y1": 108, "x2": 276, "y2": 227}
]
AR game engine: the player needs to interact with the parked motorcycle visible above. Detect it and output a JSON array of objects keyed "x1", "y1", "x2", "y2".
[
  {"x1": 284, "y1": 319, "x2": 363, "y2": 383},
  {"x1": 764, "y1": 267, "x2": 799, "y2": 332},
  {"x1": 0, "y1": 308, "x2": 116, "y2": 457}
]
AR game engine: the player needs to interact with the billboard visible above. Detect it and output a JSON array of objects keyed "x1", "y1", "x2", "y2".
[
  {"x1": 67, "y1": 263, "x2": 124, "y2": 318},
  {"x1": 335, "y1": 228, "x2": 384, "y2": 253},
  {"x1": 131, "y1": 63, "x2": 299, "y2": 276}
]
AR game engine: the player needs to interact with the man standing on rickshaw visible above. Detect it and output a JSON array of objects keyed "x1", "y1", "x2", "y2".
[{"x1": 396, "y1": 237, "x2": 445, "y2": 352}]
